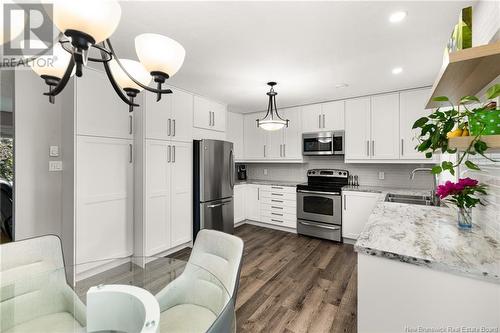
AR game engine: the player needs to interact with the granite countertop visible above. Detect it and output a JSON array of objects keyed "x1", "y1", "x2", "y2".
[
  {"x1": 234, "y1": 179, "x2": 300, "y2": 187},
  {"x1": 352, "y1": 186, "x2": 500, "y2": 284}
]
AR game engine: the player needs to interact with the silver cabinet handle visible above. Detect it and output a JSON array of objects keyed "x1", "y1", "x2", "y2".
[
  {"x1": 271, "y1": 212, "x2": 283, "y2": 216},
  {"x1": 129, "y1": 115, "x2": 133, "y2": 135},
  {"x1": 283, "y1": 144, "x2": 286, "y2": 157},
  {"x1": 271, "y1": 186, "x2": 283, "y2": 189},
  {"x1": 372, "y1": 140, "x2": 375, "y2": 156},
  {"x1": 401, "y1": 139, "x2": 404, "y2": 156},
  {"x1": 208, "y1": 112, "x2": 211, "y2": 126},
  {"x1": 299, "y1": 220, "x2": 340, "y2": 231},
  {"x1": 271, "y1": 199, "x2": 283, "y2": 203},
  {"x1": 322, "y1": 114, "x2": 326, "y2": 129},
  {"x1": 344, "y1": 194, "x2": 346, "y2": 210},
  {"x1": 318, "y1": 115, "x2": 321, "y2": 128},
  {"x1": 172, "y1": 145, "x2": 176, "y2": 163},
  {"x1": 263, "y1": 145, "x2": 266, "y2": 157},
  {"x1": 212, "y1": 111, "x2": 215, "y2": 127},
  {"x1": 366, "y1": 140, "x2": 370, "y2": 156},
  {"x1": 167, "y1": 145, "x2": 171, "y2": 163},
  {"x1": 129, "y1": 144, "x2": 133, "y2": 163},
  {"x1": 279, "y1": 144, "x2": 282, "y2": 157},
  {"x1": 172, "y1": 119, "x2": 176, "y2": 136},
  {"x1": 271, "y1": 219, "x2": 283, "y2": 223},
  {"x1": 271, "y1": 193, "x2": 283, "y2": 196},
  {"x1": 168, "y1": 118, "x2": 171, "y2": 136},
  {"x1": 257, "y1": 187, "x2": 260, "y2": 200},
  {"x1": 271, "y1": 206, "x2": 283, "y2": 210}
]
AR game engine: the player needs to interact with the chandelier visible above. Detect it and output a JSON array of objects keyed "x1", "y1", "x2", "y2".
[
  {"x1": 25, "y1": 1, "x2": 185, "y2": 111},
  {"x1": 256, "y1": 82, "x2": 289, "y2": 131}
]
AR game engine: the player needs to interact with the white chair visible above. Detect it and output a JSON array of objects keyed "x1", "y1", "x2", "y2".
[
  {"x1": 155, "y1": 229, "x2": 244, "y2": 333},
  {"x1": 0, "y1": 235, "x2": 86, "y2": 333}
]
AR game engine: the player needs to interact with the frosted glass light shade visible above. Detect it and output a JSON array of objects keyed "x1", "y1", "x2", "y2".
[
  {"x1": 53, "y1": 0, "x2": 121, "y2": 43},
  {"x1": 258, "y1": 119, "x2": 287, "y2": 131},
  {"x1": 22, "y1": 41, "x2": 73, "y2": 79},
  {"x1": 109, "y1": 59, "x2": 151, "y2": 92},
  {"x1": 135, "y1": 33, "x2": 185, "y2": 77}
]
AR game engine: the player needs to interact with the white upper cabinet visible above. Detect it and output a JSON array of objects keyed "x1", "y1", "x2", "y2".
[
  {"x1": 281, "y1": 107, "x2": 302, "y2": 159},
  {"x1": 170, "y1": 88, "x2": 193, "y2": 142},
  {"x1": 400, "y1": 88, "x2": 432, "y2": 160},
  {"x1": 226, "y1": 112, "x2": 244, "y2": 160},
  {"x1": 145, "y1": 88, "x2": 172, "y2": 141},
  {"x1": 371, "y1": 93, "x2": 400, "y2": 159},
  {"x1": 193, "y1": 95, "x2": 226, "y2": 132},
  {"x1": 322, "y1": 100, "x2": 345, "y2": 131},
  {"x1": 301, "y1": 104, "x2": 323, "y2": 132},
  {"x1": 244, "y1": 114, "x2": 267, "y2": 159},
  {"x1": 345, "y1": 97, "x2": 371, "y2": 160},
  {"x1": 76, "y1": 69, "x2": 133, "y2": 139}
]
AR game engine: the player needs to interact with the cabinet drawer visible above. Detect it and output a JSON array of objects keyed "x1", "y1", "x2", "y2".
[
  {"x1": 260, "y1": 196, "x2": 296, "y2": 207},
  {"x1": 260, "y1": 203, "x2": 296, "y2": 215},
  {"x1": 260, "y1": 209, "x2": 296, "y2": 220},
  {"x1": 259, "y1": 185, "x2": 296, "y2": 194},
  {"x1": 260, "y1": 191, "x2": 296, "y2": 201},
  {"x1": 260, "y1": 215, "x2": 296, "y2": 229}
]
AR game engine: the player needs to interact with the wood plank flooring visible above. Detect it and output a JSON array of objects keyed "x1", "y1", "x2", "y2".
[{"x1": 173, "y1": 223, "x2": 358, "y2": 333}]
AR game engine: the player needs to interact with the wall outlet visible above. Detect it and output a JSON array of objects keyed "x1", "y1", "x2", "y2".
[
  {"x1": 49, "y1": 145, "x2": 59, "y2": 157},
  {"x1": 49, "y1": 161, "x2": 63, "y2": 172},
  {"x1": 263, "y1": 168, "x2": 268, "y2": 176},
  {"x1": 378, "y1": 171, "x2": 385, "y2": 180}
]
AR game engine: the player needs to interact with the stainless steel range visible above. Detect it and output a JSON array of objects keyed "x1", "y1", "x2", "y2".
[{"x1": 296, "y1": 169, "x2": 349, "y2": 242}]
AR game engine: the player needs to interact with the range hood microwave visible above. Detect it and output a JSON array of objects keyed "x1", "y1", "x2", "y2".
[{"x1": 302, "y1": 131, "x2": 344, "y2": 156}]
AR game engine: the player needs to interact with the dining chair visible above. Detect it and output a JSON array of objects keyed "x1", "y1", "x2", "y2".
[
  {"x1": 0, "y1": 235, "x2": 86, "y2": 332},
  {"x1": 155, "y1": 229, "x2": 244, "y2": 333}
]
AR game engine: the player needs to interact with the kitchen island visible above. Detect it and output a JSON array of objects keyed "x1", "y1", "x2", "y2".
[{"x1": 352, "y1": 186, "x2": 500, "y2": 332}]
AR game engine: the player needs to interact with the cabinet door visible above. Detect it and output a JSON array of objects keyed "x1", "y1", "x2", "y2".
[
  {"x1": 226, "y1": 112, "x2": 244, "y2": 160},
  {"x1": 244, "y1": 114, "x2": 267, "y2": 159},
  {"x1": 145, "y1": 140, "x2": 171, "y2": 255},
  {"x1": 76, "y1": 136, "x2": 133, "y2": 268},
  {"x1": 211, "y1": 101, "x2": 227, "y2": 132},
  {"x1": 245, "y1": 185, "x2": 261, "y2": 221},
  {"x1": 170, "y1": 88, "x2": 193, "y2": 142},
  {"x1": 322, "y1": 100, "x2": 345, "y2": 131},
  {"x1": 267, "y1": 128, "x2": 282, "y2": 159},
  {"x1": 145, "y1": 89, "x2": 172, "y2": 140},
  {"x1": 76, "y1": 69, "x2": 133, "y2": 139},
  {"x1": 234, "y1": 185, "x2": 246, "y2": 223},
  {"x1": 400, "y1": 89, "x2": 431, "y2": 160},
  {"x1": 342, "y1": 192, "x2": 379, "y2": 239},
  {"x1": 193, "y1": 95, "x2": 211, "y2": 130},
  {"x1": 301, "y1": 104, "x2": 323, "y2": 132},
  {"x1": 282, "y1": 107, "x2": 302, "y2": 159},
  {"x1": 345, "y1": 97, "x2": 371, "y2": 160},
  {"x1": 371, "y1": 93, "x2": 400, "y2": 159},
  {"x1": 170, "y1": 142, "x2": 193, "y2": 247}
]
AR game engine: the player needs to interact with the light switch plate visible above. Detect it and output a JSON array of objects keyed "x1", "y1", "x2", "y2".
[
  {"x1": 49, "y1": 146, "x2": 59, "y2": 157},
  {"x1": 49, "y1": 161, "x2": 63, "y2": 172},
  {"x1": 378, "y1": 172, "x2": 385, "y2": 180}
]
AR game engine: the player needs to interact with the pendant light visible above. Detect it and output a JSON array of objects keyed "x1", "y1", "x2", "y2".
[{"x1": 257, "y1": 82, "x2": 289, "y2": 131}]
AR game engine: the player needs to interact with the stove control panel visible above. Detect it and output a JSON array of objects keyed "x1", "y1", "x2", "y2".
[{"x1": 307, "y1": 169, "x2": 349, "y2": 178}]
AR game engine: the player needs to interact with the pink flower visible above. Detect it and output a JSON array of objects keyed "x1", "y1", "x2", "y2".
[
  {"x1": 435, "y1": 178, "x2": 480, "y2": 199},
  {"x1": 458, "y1": 177, "x2": 478, "y2": 187}
]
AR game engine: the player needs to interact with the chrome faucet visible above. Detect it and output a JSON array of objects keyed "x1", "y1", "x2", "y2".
[{"x1": 410, "y1": 167, "x2": 439, "y2": 205}]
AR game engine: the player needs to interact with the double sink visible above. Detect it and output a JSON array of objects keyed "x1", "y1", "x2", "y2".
[{"x1": 385, "y1": 193, "x2": 444, "y2": 207}]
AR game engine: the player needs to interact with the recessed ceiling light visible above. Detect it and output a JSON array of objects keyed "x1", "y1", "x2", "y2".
[
  {"x1": 389, "y1": 11, "x2": 407, "y2": 23},
  {"x1": 392, "y1": 67, "x2": 403, "y2": 75},
  {"x1": 335, "y1": 83, "x2": 349, "y2": 88}
]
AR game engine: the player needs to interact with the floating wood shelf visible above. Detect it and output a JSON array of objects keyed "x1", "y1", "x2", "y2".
[
  {"x1": 448, "y1": 135, "x2": 500, "y2": 151},
  {"x1": 426, "y1": 41, "x2": 500, "y2": 109}
]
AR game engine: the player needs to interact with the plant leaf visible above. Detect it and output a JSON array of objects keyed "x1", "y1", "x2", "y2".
[
  {"x1": 431, "y1": 166, "x2": 442, "y2": 174},
  {"x1": 486, "y1": 84, "x2": 500, "y2": 99},
  {"x1": 432, "y1": 96, "x2": 450, "y2": 102},
  {"x1": 412, "y1": 117, "x2": 428, "y2": 129},
  {"x1": 425, "y1": 152, "x2": 433, "y2": 159},
  {"x1": 459, "y1": 95, "x2": 480, "y2": 104},
  {"x1": 465, "y1": 160, "x2": 480, "y2": 170}
]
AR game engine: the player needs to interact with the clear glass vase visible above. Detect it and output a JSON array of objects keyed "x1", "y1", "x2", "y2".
[{"x1": 457, "y1": 207, "x2": 472, "y2": 229}]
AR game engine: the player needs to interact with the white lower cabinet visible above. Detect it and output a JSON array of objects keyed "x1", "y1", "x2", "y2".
[
  {"x1": 342, "y1": 191, "x2": 379, "y2": 240},
  {"x1": 76, "y1": 136, "x2": 134, "y2": 269},
  {"x1": 234, "y1": 185, "x2": 245, "y2": 223},
  {"x1": 144, "y1": 140, "x2": 192, "y2": 256},
  {"x1": 245, "y1": 184, "x2": 261, "y2": 221}
]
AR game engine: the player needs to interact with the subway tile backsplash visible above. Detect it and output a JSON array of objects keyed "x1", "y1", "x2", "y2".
[{"x1": 245, "y1": 156, "x2": 435, "y2": 190}]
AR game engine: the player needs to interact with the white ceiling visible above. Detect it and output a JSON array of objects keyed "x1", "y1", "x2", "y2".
[{"x1": 112, "y1": 1, "x2": 473, "y2": 113}]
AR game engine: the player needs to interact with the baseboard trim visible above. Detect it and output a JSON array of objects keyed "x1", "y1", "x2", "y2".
[{"x1": 244, "y1": 219, "x2": 297, "y2": 234}]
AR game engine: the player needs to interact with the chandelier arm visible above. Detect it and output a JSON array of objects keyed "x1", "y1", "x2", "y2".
[
  {"x1": 105, "y1": 39, "x2": 173, "y2": 95},
  {"x1": 43, "y1": 56, "x2": 75, "y2": 97},
  {"x1": 273, "y1": 97, "x2": 285, "y2": 121},
  {"x1": 101, "y1": 48, "x2": 139, "y2": 108}
]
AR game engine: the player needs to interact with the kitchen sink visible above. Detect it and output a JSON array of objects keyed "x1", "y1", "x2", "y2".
[{"x1": 385, "y1": 193, "x2": 443, "y2": 207}]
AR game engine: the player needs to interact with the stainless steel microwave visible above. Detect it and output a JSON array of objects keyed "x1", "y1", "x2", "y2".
[{"x1": 302, "y1": 131, "x2": 345, "y2": 156}]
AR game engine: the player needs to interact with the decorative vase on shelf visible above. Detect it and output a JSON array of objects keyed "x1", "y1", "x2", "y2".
[{"x1": 457, "y1": 207, "x2": 473, "y2": 229}]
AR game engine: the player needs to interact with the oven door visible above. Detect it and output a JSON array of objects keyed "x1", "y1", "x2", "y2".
[{"x1": 297, "y1": 190, "x2": 341, "y2": 225}]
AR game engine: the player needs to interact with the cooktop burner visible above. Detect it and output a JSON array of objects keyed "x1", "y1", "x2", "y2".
[{"x1": 296, "y1": 169, "x2": 349, "y2": 193}]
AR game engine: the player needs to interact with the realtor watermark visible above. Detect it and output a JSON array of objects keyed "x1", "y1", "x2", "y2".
[
  {"x1": 1, "y1": 3, "x2": 53, "y2": 69},
  {"x1": 404, "y1": 325, "x2": 499, "y2": 333}
]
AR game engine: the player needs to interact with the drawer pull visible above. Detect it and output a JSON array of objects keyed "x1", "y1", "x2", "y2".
[
  {"x1": 271, "y1": 193, "x2": 283, "y2": 196},
  {"x1": 271, "y1": 219, "x2": 283, "y2": 223},
  {"x1": 271, "y1": 212, "x2": 283, "y2": 216},
  {"x1": 299, "y1": 220, "x2": 340, "y2": 231},
  {"x1": 271, "y1": 206, "x2": 283, "y2": 210},
  {"x1": 271, "y1": 186, "x2": 283, "y2": 189},
  {"x1": 271, "y1": 199, "x2": 283, "y2": 203}
]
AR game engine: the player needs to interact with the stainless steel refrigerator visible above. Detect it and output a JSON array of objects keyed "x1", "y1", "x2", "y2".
[{"x1": 193, "y1": 139, "x2": 235, "y2": 238}]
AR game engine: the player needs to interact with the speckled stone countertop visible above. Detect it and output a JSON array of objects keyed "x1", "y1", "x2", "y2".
[
  {"x1": 234, "y1": 179, "x2": 300, "y2": 187},
  {"x1": 348, "y1": 186, "x2": 500, "y2": 284}
]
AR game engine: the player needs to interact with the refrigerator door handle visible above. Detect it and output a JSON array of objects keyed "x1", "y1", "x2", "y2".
[
  {"x1": 207, "y1": 200, "x2": 232, "y2": 208},
  {"x1": 229, "y1": 149, "x2": 234, "y2": 189}
]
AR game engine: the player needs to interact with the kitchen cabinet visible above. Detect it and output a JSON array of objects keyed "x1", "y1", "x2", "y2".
[
  {"x1": 75, "y1": 136, "x2": 134, "y2": 270},
  {"x1": 145, "y1": 87, "x2": 193, "y2": 142},
  {"x1": 281, "y1": 107, "x2": 303, "y2": 159},
  {"x1": 259, "y1": 185, "x2": 296, "y2": 229},
  {"x1": 302, "y1": 101, "x2": 344, "y2": 132},
  {"x1": 400, "y1": 88, "x2": 432, "y2": 160},
  {"x1": 193, "y1": 95, "x2": 226, "y2": 132},
  {"x1": 345, "y1": 97, "x2": 371, "y2": 160},
  {"x1": 342, "y1": 191, "x2": 379, "y2": 240},
  {"x1": 245, "y1": 184, "x2": 261, "y2": 221},
  {"x1": 244, "y1": 114, "x2": 267, "y2": 159},
  {"x1": 371, "y1": 93, "x2": 400, "y2": 159},
  {"x1": 145, "y1": 139, "x2": 192, "y2": 255},
  {"x1": 76, "y1": 68, "x2": 133, "y2": 139},
  {"x1": 234, "y1": 184, "x2": 245, "y2": 223},
  {"x1": 226, "y1": 112, "x2": 244, "y2": 160}
]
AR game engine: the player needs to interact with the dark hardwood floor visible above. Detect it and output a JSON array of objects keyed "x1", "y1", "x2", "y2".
[{"x1": 173, "y1": 223, "x2": 358, "y2": 333}]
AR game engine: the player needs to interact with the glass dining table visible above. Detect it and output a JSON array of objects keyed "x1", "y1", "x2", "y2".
[{"x1": 0, "y1": 256, "x2": 232, "y2": 333}]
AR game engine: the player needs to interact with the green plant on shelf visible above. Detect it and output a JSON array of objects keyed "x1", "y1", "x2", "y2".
[{"x1": 412, "y1": 83, "x2": 500, "y2": 176}]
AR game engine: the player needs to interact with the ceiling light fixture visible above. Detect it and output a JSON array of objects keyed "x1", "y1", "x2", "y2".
[
  {"x1": 25, "y1": 0, "x2": 185, "y2": 111},
  {"x1": 392, "y1": 67, "x2": 403, "y2": 75},
  {"x1": 389, "y1": 11, "x2": 407, "y2": 23},
  {"x1": 256, "y1": 82, "x2": 289, "y2": 131}
]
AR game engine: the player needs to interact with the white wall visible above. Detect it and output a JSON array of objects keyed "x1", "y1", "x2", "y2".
[
  {"x1": 472, "y1": 0, "x2": 500, "y2": 46},
  {"x1": 14, "y1": 70, "x2": 63, "y2": 240}
]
